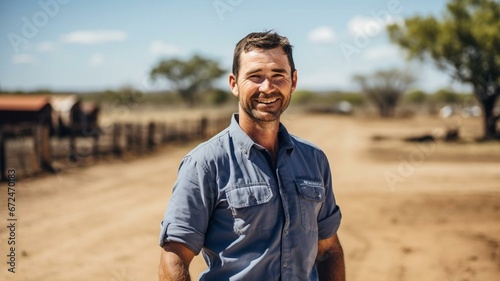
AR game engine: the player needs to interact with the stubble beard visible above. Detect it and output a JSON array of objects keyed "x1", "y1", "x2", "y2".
[{"x1": 240, "y1": 91, "x2": 290, "y2": 123}]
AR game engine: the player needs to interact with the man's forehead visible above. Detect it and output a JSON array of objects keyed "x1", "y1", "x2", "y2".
[{"x1": 240, "y1": 47, "x2": 288, "y2": 64}]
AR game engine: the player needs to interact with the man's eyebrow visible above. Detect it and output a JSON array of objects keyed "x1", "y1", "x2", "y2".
[
  {"x1": 271, "y1": 68, "x2": 288, "y2": 74},
  {"x1": 244, "y1": 68, "x2": 288, "y2": 76},
  {"x1": 244, "y1": 68, "x2": 262, "y2": 76}
]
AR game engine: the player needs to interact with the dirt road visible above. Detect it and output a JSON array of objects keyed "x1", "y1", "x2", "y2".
[{"x1": 1, "y1": 113, "x2": 499, "y2": 281}]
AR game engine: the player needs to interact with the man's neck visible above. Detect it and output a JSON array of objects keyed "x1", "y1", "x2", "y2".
[{"x1": 238, "y1": 113, "x2": 280, "y2": 159}]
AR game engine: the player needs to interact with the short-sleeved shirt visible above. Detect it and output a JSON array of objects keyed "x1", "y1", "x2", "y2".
[{"x1": 159, "y1": 114, "x2": 341, "y2": 280}]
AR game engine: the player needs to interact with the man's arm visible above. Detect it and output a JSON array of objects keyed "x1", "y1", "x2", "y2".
[
  {"x1": 159, "y1": 242, "x2": 195, "y2": 281},
  {"x1": 316, "y1": 233, "x2": 345, "y2": 281}
]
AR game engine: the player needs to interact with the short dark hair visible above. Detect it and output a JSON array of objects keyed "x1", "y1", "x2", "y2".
[{"x1": 232, "y1": 30, "x2": 295, "y2": 78}]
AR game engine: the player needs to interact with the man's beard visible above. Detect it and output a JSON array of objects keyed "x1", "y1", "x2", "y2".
[{"x1": 240, "y1": 91, "x2": 289, "y2": 122}]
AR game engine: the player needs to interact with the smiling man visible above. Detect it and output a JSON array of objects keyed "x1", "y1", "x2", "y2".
[{"x1": 159, "y1": 31, "x2": 344, "y2": 281}]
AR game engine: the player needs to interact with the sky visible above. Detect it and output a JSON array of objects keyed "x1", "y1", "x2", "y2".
[{"x1": 0, "y1": 0, "x2": 471, "y2": 93}]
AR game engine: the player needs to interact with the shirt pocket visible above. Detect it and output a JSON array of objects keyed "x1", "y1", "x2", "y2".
[
  {"x1": 295, "y1": 179, "x2": 326, "y2": 232},
  {"x1": 226, "y1": 183, "x2": 275, "y2": 235}
]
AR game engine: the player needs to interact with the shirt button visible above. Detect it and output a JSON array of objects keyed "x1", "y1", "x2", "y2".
[
  {"x1": 284, "y1": 230, "x2": 288, "y2": 236},
  {"x1": 283, "y1": 262, "x2": 288, "y2": 268}
]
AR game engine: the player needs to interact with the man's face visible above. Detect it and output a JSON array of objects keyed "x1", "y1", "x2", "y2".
[{"x1": 229, "y1": 47, "x2": 297, "y2": 123}]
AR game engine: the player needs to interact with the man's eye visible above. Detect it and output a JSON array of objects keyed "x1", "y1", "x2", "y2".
[{"x1": 248, "y1": 75, "x2": 262, "y2": 81}]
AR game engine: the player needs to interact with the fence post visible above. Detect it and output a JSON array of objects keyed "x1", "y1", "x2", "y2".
[
  {"x1": 171, "y1": 123, "x2": 178, "y2": 142},
  {"x1": 184, "y1": 120, "x2": 190, "y2": 141},
  {"x1": 33, "y1": 124, "x2": 52, "y2": 172},
  {"x1": 41, "y1": 125, "x2": 52, "y2": 170},
  {"x1": 135, "y1": 123, "x2": 143, "y2": 154},
  {"x1": 200, "y1": 117, "x2": 208, "y2": 138},
  {"x1": 160, "y1": 123, "x2": 168, "y2": 143},
  {"x1": 112, "y1": 123, "x2": 123, "y2": 156},
  {"x1": 69, "y1": 127, "x2": 77, "y2": 162},
  {"x1": 125, "y1": 123, "x2": 133, "y2": 152},
  {"x1": 92, "y1": 132, "x2": 99, "y2": 160},
  {"x1": 147, "y1": 122, "x2": 156, "y2": 151}
]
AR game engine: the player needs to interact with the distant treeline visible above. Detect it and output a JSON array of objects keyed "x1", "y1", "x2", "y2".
[
  {"x1": 0, "y1": 87, "x2": 475, "y2": 108},
  {"x1": 291, "y1": 89, "x2": 475, "y2": 107},
  {"x1": 0, "y1": 88, "x2": 233, "y2": 107}
]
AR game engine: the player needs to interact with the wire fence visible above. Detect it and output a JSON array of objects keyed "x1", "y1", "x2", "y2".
[{"x1": 0, "y1": 115, "x2": 229, "y2": 181}]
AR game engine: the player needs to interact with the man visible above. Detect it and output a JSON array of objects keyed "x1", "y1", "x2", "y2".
[{"x1": 159, "y1": 31, "x2": 344, "y2": 281}]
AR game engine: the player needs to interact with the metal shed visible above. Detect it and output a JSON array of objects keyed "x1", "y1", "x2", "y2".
[
  {"x1": 0, "y1": 95, "x2": 52, "y2": 127},
  {"x1": 0, "y1": 95, "x2": 53, "y2": 181}
]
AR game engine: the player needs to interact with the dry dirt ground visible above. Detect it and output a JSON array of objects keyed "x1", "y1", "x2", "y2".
[{"x1": 1, "y1": 112, "x2": 499, "y2": 281}]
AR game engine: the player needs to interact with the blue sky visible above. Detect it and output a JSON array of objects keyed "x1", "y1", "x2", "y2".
[{"x1": 0, "y1": 0, "x2": 470, "y2": 93}]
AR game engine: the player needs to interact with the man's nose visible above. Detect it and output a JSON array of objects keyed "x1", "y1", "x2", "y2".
[{"x1": 259, "y1": 78, "x2": 275, "y2": 94}]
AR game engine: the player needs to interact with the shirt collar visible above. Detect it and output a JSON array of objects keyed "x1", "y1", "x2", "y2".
[{"x1": 229, "y1": 113, "x2": 295, "y2": 158}]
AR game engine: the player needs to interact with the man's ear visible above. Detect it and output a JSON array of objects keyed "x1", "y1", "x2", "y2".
[
  {"x1": 291, "y1": 69, "x2": 298, "y2": 94},
  {"x1": 229, "y1": 73, "x2": 238, "y2": 97}
]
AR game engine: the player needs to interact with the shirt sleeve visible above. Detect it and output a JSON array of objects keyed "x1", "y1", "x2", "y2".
[
  {"x1": 159, "y1": 155, "x2": 216, "y2": 254},
  {"x1": 317, "y1": 152, "x2": 342, "y2": 240}
]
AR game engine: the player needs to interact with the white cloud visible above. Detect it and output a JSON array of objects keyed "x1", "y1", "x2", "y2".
[
  {"x1": 36, "y1": 41, "x2": 57, "y2": 52},
  {"x1": 348, "y1": 15, "x2": 402, "y2": 37},
  {"x1": 149, "y1": 40, "x2": 183, "y2": 56},
  {"x1": 363, "y1": 45, "x2": 400, "y2": 60},
  {"x1": 89, "y1": 53, "x2": 104, "y2": 67},
  {"x1": 61, "y1": 30, "x2": 128, "y2": 44},
  {"x1": 12, "y1": 54, "x2": 36, "y2": 64},
  {"x1": 308, "y1": 26, "x2": 336, "y2": 44}
]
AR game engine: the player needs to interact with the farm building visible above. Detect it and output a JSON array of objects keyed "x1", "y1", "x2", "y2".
[
  {"x1": 0, "y1": 94, "x2": 101, "y2": 181},
  {"x1": 0, "y1": 95, "x2": 53, "y2": 181},
  {"x1": 50, "y1": 95, "x2": 100, "y2": 137},
  {"x1": 0, "y1": 95, "x2": 52, "y2": 128},
  {"x1": 0, "y1": 94, "x2": 101, "y2": 137},
  {"x1": 76, "y1": 101, "x2": 100, "y2": 135}
]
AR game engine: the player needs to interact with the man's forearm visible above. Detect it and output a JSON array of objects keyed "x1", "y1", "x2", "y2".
[
  {"x1": 159, "y1": 252, "x2": 191, "y2": 281},
  {"x1": 317, "y1": 248, "x2": 345, "y2": 281}
]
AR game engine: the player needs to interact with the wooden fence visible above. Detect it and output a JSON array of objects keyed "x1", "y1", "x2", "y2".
[{"x1": 0, "y1": 115, "x2": 229, "y2": 181}]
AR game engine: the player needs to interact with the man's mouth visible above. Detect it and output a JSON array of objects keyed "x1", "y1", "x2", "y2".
[{"x1": 258, "y1": 98, "x2": 278, "y2": 104}]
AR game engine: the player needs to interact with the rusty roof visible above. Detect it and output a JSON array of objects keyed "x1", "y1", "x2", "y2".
[{"x1": 0, "y1": 95, "x2": 51, "y2": 111}]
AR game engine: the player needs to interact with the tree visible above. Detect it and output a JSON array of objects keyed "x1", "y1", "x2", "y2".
[
  {"x1": 353, "y1": 69, "x2": 415, "y2": 117},
  {"x1": 150, "y1": 55, "x2": 225, "y2": 106},
  {"x1": 433, "y1": 88, "x2": 460, "y2": 104},
  {"x1": 387, "y1": 0, "x2": 500, "y2": 139},
  {"x1": 205, "y1": 88, "x2": 231, "y2": 106},
  {"x1": 404, "y1": 89, "x2": 428, "y2": 104},
  {"x1": 291, "y1": 90, "x2": 317, "y2": 105}
]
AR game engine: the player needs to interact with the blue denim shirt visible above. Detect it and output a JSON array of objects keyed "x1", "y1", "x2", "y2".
[{"x1": 159, "y1": 114, "x2": 341, "y2": 281}]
